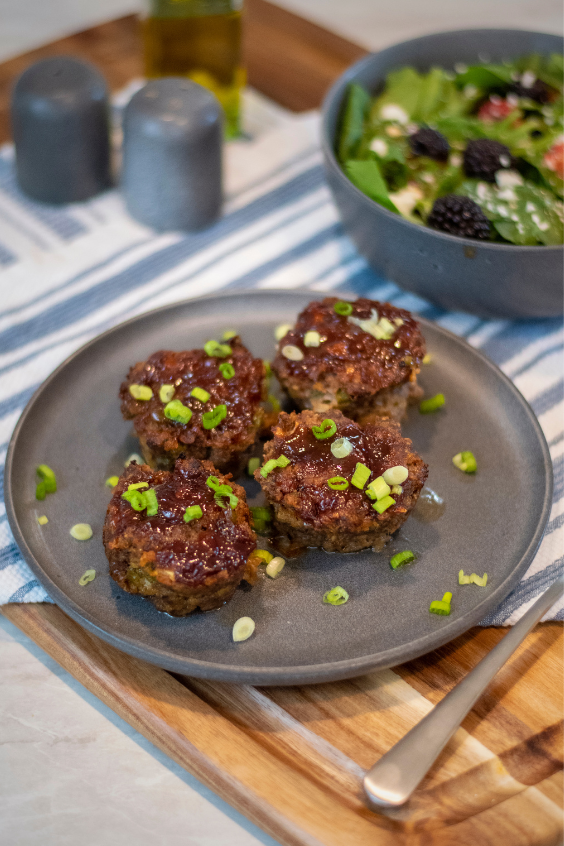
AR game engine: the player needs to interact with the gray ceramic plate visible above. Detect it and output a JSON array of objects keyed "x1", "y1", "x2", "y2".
[{"x1": 5, "y1": 291, "x2": 552, "y2": 685}]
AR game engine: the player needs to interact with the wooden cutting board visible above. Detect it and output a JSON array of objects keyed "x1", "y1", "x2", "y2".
[{"x1": 1, "y1": 4, "x2": 562, "y2": 844}]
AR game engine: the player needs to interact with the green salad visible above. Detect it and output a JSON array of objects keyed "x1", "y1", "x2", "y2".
[{"x1": 337, "y1": 53, "x2": 564, "y2": 244}]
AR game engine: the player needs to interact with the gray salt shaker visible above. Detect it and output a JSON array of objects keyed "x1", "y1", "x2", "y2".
[
  {"x1": 11, "y1": 56, "x2": 111, "y2": 204},
  {"x1": 122, "y1": 78, "x2": 223, "y2": 231}
]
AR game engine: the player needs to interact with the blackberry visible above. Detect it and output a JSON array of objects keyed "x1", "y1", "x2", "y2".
[
  {"x1": 509, "y1": 78, "x2": 551, "y2": 104},
  {"x1": 409, "y1": 128, "x2": 450, "y2": 161},
  {"x1": 427, "y1": 195, "x2": 491, "y2": 240},
  {"x1": 463, "y1": 139, "x2": 514, "y2": 182}
]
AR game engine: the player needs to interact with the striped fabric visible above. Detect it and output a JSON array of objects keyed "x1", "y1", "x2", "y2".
[{"x1": 0, "y1": 91, "x2": 562, "y2": 624}]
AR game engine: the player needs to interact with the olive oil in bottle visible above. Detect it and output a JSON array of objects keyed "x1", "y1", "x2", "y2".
[{"x1": 142, "y1": 0, "x2": 244, "y2": 138}]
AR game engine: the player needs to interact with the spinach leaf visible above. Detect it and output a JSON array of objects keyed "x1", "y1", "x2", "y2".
[
  {"x1": 371, "y1": 67, "x2": 422, "y2": 121},
  {"x1": 338, "y1": 83, "x2": 370, "y2": 163},
  {"x1": 344, "y1": 158, "x2": 399, "y2": 213}
]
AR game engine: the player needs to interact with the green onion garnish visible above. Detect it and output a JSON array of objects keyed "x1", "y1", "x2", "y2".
[
  {"x1": 205, "y1": 475, "x2": 238, "y2": 509},
  {"x1": 159, "y1": 384, "x2": 175, "y2": 403},
  {"x1": 79, "y1": 569, "x2": 96, "y2": 585},
  {"x1": 36, "y1": 483, "x2": 46, "y2": 501},
  {"x1": 274, "y1": 323, "x2": 292, "y2": 341},
  {"x1": 366, "y1": 476, "x2": 390, "y2": 501},
  {"x1": 373, "y1": 495, "x2": 395, "y2": 514},
  {"x1": 232, "y1": 616, "x2": 255, "y2": 642},
  {"x1": 253, "y1": 549, "x2": 274, "y2": 564},
  {"x1": 267, "y1": 393, "x2": 281, "y2": 412},
  {"x1": 37, "y1": 515, "x2": 48, "y2": 526},
  {"x1": 122, "y1": 484, "x2": 158, "y2": 516},
  {"x1": 183, "y1": 505, "x2": 203, "y2": 523},
  {"x1": 459, "y1": 570, "x2": 488, "y2": 586},
  {"x1": 422, "y1": 353, "x2": 432, "y2": 365},
  {"x1": 202, "y1": 404, "x2": 227, "y2": 429},
  {"x1": 191, "y1": 387, "x2": 210, "y2": 403},
  {"x1": 390, "y1": 550, "x2": 415, "y2": 570},
  {"x1": 250, "y1": 506, "x2": 271, "y2": 523},
  {"x1": 429, "y1": 592, "x2": 452, "y2": 616},
  {"x1": 334, "y1": 301, "x2": 353, "y2": 316},
  {"x1": 419, "y1": 393, "x2": 445, "y2": 414},
  {"x1": 391, "y1": 484, "x2": 403, "y2": 495},
  {"x1": 260, "y1": 455, "x2": 290, "y2": 477},
  {"x1": 264, "y1": 360, "x2": 272, "y2": 377},
  {"x1": 124, "y1": 453, "x2": 143, "y2": 467},
  {"x1": 219, "y1": 362, "x2": 235, "y2": 379},
  {"x1": 378, "y1": 317, "x2": 396, "y2": 338},
  {"x1": 37, "y1": 464, "x2": 57, "y2": 494},
  {"x1": 127, "y1": 482, "x2": 149, "y2": 490},
  {"x1": 105, "y1": 476, "x2": 119, "y2": 488},
  {"x1": 323, "y1": 586, "x2": 349, "y2": 605},
  {"x1": 382, "y1": 465, "x2": 408, "y2": 486},
  {"x1": 144, "y1": 488, "x2": 158, "y2": 516},
  {"x1": 204, "y1": 340, "x2": 231, "y2": 358},
  {"x1": 164, "y1": 399, "x2": 192, "y2": 425},
  {"x1": 351, "y1": 462, "x2": 370, "y2": 489},
  {"x1": 311, "y1": 419, "x2": 337, "y2": 440},
  {"x1": 281, "y1": 345, "x2": 304, "y2": 361},
  {"x1": 248, "y1": 457, "x2": 260, "y2": 475},
  {"x1": 70, "y1": 523, "x2": 93, "y2": 541},
  {"x1": 452, "y1": 451, "x2": 477, "y2": 473},
  {"x1": 222, "y1": 329, "x2": 237, "y2": 340},
  {"x1": 303, "y1": 331, "x2": 321, "y2": 347},
  {"x1": 129, "y1": 384, "x2": 153, "y2": 401},
  {"x1": 327, "y1": 476, "x2": 349, "y2": 490},
  {"x1": 266, "y1": 556, "x2": 285, "y2": 578},
  {"x1": 331, "y1": 437, "x2": 353, "y2": 458}
]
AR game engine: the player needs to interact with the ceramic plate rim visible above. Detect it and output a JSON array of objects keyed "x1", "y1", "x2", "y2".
[{"x1": 4, "y1": 290, "x2": 553, "y2": 684}]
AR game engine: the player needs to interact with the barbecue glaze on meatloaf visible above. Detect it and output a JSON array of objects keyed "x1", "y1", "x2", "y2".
[
  {"x1": 120, "y1": 336, "x2": 269, "y2": 474},
  {"x1": 256, "y1": 410, "x2": 427, "y2": 553},
  {"x1": 103, "y1": 458, "x2": 257, "y2": 616},
  {"x1": 272, "y1": 297, "x2": 425, "y2": 424}
]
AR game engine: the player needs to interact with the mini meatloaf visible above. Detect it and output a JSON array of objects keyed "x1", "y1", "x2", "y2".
[
  {"x1": 103, "y1": 458, "x2": 257, "y2": 616},
  {"x1": 272, "y1": 297, "x2": 425, "y2": 423},
  {"x1": 256, "y1": 410, "x2": 427, "y2": 553},
  {"x1": 120, "y1": 336, "x2": 268, "y2": 474}
]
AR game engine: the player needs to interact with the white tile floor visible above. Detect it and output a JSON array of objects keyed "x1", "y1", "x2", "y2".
[{"x1": 0, "y1": 0, "x2": 561, "y2": 63}]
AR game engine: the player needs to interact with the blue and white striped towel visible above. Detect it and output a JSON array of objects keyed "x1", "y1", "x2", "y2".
[{"x1": 0, "y1": 89, "x2": 562, "y2": 624}]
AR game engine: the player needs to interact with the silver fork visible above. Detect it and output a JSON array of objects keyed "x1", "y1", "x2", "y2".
[{"x1": 364, "y1": 574, "x2": 564, "y2": 809}]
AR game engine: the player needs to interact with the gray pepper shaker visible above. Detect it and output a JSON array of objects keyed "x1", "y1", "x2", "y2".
[
  {"x1": 11, "y1": 56, "x2": 111, "y2": 204},
  {"x1": 122, "y1": 78, "x2": 223, "y2": 232}
]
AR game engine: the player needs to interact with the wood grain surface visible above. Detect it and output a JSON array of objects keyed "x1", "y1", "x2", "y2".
[{"x1": 0, "y1": 2, "x2": 562, "y2": 843}]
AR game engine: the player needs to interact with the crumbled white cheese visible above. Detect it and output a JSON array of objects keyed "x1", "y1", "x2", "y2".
[
  {"x1": 388, "y1": 184, "x2": 423, "y2": 217},
  {"x1": 420, "y1": 172, "x2": 435, "y2": 184},
  {"x1": 497, "y1": 189, "x2": 517, "y2": 202},
  {"x1": 495, "y1": 170, "x2": 523, "y2": 189},
  {"x1": 380, "y1": 104, "x2": 409, "y2": 124},
  {"x1": 449, "y1": 153, "x2": 462, "y2": 167},
  {"x1": 369, "y1": 137, "x2": 389, "y2": 157},
  {"x1": 532, "y1": 214, "x2": 549, "y2": 231},
  {"x1": 520, "y1": 70, "x2": 536, "y2": 89},
  {"x1": 477, "y1": 182, "x2": 488, "y2": 201},
  {"x1": 526, "y1": 202, "x2": 536, "y2": 213},
  {"x1": 499, "y1": 154, "x2": 511, "y2": 168},
  {"x1": 464, "y1": 84, "x2": 478, "y2": 99}
]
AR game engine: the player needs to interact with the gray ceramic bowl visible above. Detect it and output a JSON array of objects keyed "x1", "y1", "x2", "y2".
[{"x1": 321, "y1": 29, "x2": 564, "y2": 319}]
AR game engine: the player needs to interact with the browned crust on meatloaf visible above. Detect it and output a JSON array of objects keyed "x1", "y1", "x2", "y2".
[
  {"x1": 272, "y1": 297, "x2": 425, "y2": 423},
  {"x1": 120, "y1": 336, "x2": 268, "y2": 473},
  {"x1": 103, "y1": 458, "x2": 257, "y2": 616},
  {"x1": 255, "y1": 410, "x2": 428, "y2": 553}
]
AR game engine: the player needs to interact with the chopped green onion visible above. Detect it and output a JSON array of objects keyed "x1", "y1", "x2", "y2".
[
  {"x1": 382, "y1": 465, "x2": 408, "y2": 486},
  {"x1": 124, "y1": 453, "x2": 144, "y2": 467},
  {"x1": 323, "y1": 586, "x2": 349, "y2": 605},
  {"x1": 36, "y1": 483, "x2": 46, "y2": 501},
  {"x1": 202, "y1": 404, "x2": 227, "y2": 429},
  {"x1": 394, "y1": 317, "x2": 404, "y2": 327},
  {"x1": 390, "y1": 550, "x2": 415, "y2": 570},
  {"x1": 267, "y1": 393, "x2": 281, "y2": 412},
  {"x1": 122, "y1": 489, "x2": 146, "y2": 510},
  {"x1": 373, "y1": 495, "x2": 395, "y2": 514},
  {"x1": 183, "y1": 505, "x2": 203, "y2": 523},
  {"x1": 204, "y1": 340, "x2": 232, "y2": 358},
  {"x1": 129, "y1": 384, "x2": 153, "y2": 401},
  {"x1": 334, "y1": 301, "x2": 353, "y2": 316},
  {"x1": 394, "y1": 340, "x2": 402, "y2": 349},
  {"x1": 391, "y1": 485, "x2": 403, "y2": 495},
  {"x1": 274, "y1": 323, "x2": 292, "y2": 341},
  {"x1": 458, "y1": 570, "x2": 472, "y2": 585},
  {"x1": 79, "y1": 569, "x2": 96, "y2": 585},
  {"x1": 232, "y1": 616, "x2": 255, "y2": 642},
  {"x1": 331, "y1": 437, "x2": 353, "y2": 458},
  {"x1": 219, "y1": 362, "x2": 235, "y2": 379},
  {"x1": 452, "y1": 451, "x2": 477, "y2": 473},
  {"x1": 429, "y1": 592, "x2": 452, "y2": 616},
  {"x1": 351, "y1": 462, "x2": 370, "y2": 489},
  {"x1": 144, "y1": 488, "x2": 158, "y2": 516},
  {"x1": 159, "y1": 384, "x2": 175, "y2": 403},
  {"x1": 37, "y1": 515, "x2": 48, "y2": 526},
  {"x1": 37, "y1": 464, "x2": 57, "y2": 493},
  {"x1": 266, "y1": 556, "x2": 285, "y2": 578},
  {"x1": 105, "y1": 476, "x2": 119, "y2": 488},
  {"x1": 164, "y1": 399, "x2": 192, "y2": 425},
  {"x1": 70, "y1": 523, "x2": 93, "y2": 541},
  {"x1": 422, "y1": 353, "x2": 432, "y2": 365},
  {"x1": 366, "y1": 476, "x2": 391, "y2": 501},
  {"x1": 459, "y1": 570, "x2": 488, "y2": 586},
  {"x1": 122, "y1": 484, "x2": 158, "y2": 515},
  {"x1": 191, "y1": 386, "x2": 210, "y2": 403},
  {"x1": 205, "y1": 475, "x2": 222, "y2": 491},
  {"x1": 253, "y1": 549, "x2": 274, "y2": 564},
  {"x1": 378, "y1": 317, "x2": 396, "y2": 338},
  {"x1": 311, "y1": 419, "x2": 337, "y2": 440},
  {"x1": 281, "y1": 345, "x2": 304, "y2": 361},
  {"x1": 419, "y1": 393, "x2": 445, "y2": 414},
  {"x1": 260, "y1": 455, "x2": 290, "y2": 477},
  {"x1": 127, "y1": 482, "x2": 149, "y2": 490},
  {"x1": 327, "y1": 476, "x2": 349, "y2": 490},
  {"x1": 250, "y1": 506, "x2": 271, "y2": 524},
  {"x1": 303, "y1": 331, "x2": 321, "y2": 347},
  {"x1": 264, "y1": 360, "x2": 272, "y2": 377},
  {"x1": 222, "y1": 329, "x2": 237, "y2": 340},
  {"x1": 248, "y1": 457, "x2": 260, "y2": 475},
  {"x1": 205, "y1": 475, "x2": 238, "y2": 508}
]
